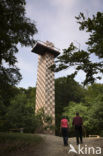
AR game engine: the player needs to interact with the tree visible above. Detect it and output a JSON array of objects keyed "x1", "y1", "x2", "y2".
[
  {"x1": 0, "y1": 86, "x2": 36, "y2": 132},
  {"x1": 63, "y1": 102, "x2": 88, "y2": 126},
  {"x1": 0, "y1": 85, "x2": 20, "y2": 106},
  {"x1": 63, "y1": 83, "x2": 103, "y2": 136},
  {"x1": 84, "y1": 84, "x2": 103, "y2": 135},
  {"x1": 52, "y1": 12, "x2": 103, "y2": 85},
  {"x1": 63, "y1": 102, "x2": 88, "y2": 136},
  {"x1": 85, "y1": 83, "x2": 103, "y2": 104},
  {"x1": 87, "y1": 95, "x2": 103, "y2": 135},
  {"x1": 19, "y1": 87, "x2": 36, "y2": 110},
  {"x1": 55, "y1": 76, "x2": 85, "y2": 135},
  {"x1": 76, "y1": 12, "x2": 103, "y2": 58},
  {"x1": 5, "y1": 89, "x2": 36, "y2": 133},
  {"x1": 0, "y1": 0, "x2": 37, "y2": 87}
]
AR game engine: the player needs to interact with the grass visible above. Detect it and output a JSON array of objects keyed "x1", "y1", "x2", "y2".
[{"x1": 0, "y1": 132, "x2": 43, "y2": 156}]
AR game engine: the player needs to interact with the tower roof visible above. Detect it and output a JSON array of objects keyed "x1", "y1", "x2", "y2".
[{"x1": 32, "y1": 41, "x2": 60, "y2": 57}]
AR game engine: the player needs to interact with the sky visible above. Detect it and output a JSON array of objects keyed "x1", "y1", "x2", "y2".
[{"x1": 16, "y1": 0, "x2": 103, "y2": 88}]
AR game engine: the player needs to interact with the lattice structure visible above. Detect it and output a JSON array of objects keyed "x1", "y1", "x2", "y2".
[{"x1": 32, "y1": 41, "x2": 60, "y2": 134}]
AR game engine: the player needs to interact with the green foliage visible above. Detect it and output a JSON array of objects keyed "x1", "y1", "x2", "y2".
[
  {"x1": 63, "y1": 102, "x2": 88, "y2": 126},
  {"x1": 76, "y1": 12, "x2": 103, "y2": 58},
  {"x1": 0, "y1": 0, "x2": 37, "y2": 89},
  {"x1": 63, "y1": 102, "x2": 88, "y2": 137},
  {"x1": 86, "y1": 95, "x2": 103, "y2": 134},
  {"x1": 0, "y1": 85, "x2": 20, "y2": 107},
  {"x1": 53, "y1": 12, "x2": 103, "y2": 85},
  {"x1": 0, "y1": 86, "x2": 20, "y2": 131},
  {"x1": 0, "y1": 78, "x2": 102, "y2": 137},
  {"x1": 0, "y1": 0, "x2": 37, "y2": 132},
  {"x1": 0, "y1": 133, "x2": 43, "y2": 156},
  {"x1": 34, "y1": 108, "x2": 45, "y2": 133},
  {"x1": 86, "y1": 83, "x2": 103, "y2": 99},
  {"x1": 6, "y1": 93, "x2": 36, "y2": 132},
  {"x1": 35, "y1": 108, "x2": 54, "y2": 133},
  {"x1": 44, "y1": 115, "x2": 52, "y2": 124},
  {"x1": 55, "y1": 76, "x2": 85, "y2": 135},
  {"x1": 0, "y1": 133, "x2": 42, "y2": 143},
  {"x1": 0, "y1": 87, "x2": 36, "y2": 133},
  {"x1": 0, "y1": 96, "x2": 7, "y2": 131},
  {"x1": 19, "y1": 87, "x2": 36, "y2": 109},
  {"x1": 63, "y1": 83, "x2": 103, "y2": 136}
]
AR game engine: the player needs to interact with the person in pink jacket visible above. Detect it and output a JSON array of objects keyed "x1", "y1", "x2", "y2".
[{"x1": 60, "y1": 116, "x2": 69, "y2": 146}]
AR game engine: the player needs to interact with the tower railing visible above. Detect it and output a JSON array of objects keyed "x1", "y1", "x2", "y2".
[{"x1": 34, "y1": 40, "x2": 60, "y2": 52}]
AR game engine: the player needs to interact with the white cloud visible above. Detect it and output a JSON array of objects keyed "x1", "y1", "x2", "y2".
[
  {"x1": 16, "y1": 45, "x2": 38, "y2": 88},
  {"x1": 50, "y1": 0, "x2": 76, "y2": 8},
  {"x1": 25, "y1": 0, "x2": 89, "y2": 51},
  {"x1": 16, "y1": 0, "x2": 103, "y2": 88},
  {"x1": 90, "y1": 0, "x2": 102, "y2": 8}
]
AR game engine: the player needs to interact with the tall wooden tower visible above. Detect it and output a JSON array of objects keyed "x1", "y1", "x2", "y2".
[{"x1": 32, "y1": 41, "x2": 60, "y2": 134}]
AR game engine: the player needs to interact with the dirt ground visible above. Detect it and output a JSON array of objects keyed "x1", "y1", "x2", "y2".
[{"x1": 10, "y1": 134, "x2": 103, "y2": 156}]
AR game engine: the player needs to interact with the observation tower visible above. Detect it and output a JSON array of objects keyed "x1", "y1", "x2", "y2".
[{"x1": 32, "y1": 41, "x2": 60, "y2": 134}]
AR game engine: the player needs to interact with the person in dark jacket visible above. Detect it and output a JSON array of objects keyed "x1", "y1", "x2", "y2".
[
  {"x1": 72, "y1": 112, "x2": 83, "y2": 145},
  {"x1": 60, "y1": 116, "x2": 69, "y2": 146}
]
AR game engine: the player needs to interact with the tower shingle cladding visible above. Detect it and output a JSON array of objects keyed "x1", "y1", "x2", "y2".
[{"x1": 36, "y1": 52, "x2": 55, "y2": 131}]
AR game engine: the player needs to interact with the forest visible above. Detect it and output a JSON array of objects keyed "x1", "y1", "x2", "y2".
[
  {"x1": 0, "y1": 0, "x2": 103, "y2": 137},
  {"x1": 0, "y1": 76, "x2": 103, "y2": 137}
]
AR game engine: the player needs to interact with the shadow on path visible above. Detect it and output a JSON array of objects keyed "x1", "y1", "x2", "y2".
[{"x1": 10, "y1": 134, "x2": 103, "y2": 156}]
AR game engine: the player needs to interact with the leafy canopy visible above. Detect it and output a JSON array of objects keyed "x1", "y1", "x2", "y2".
[
  {"x1": 76, "y1": 12, "x2": 103, "y2": 58},
  {"x1": 63, "y1": 83, "x2": 103, "y2": 136},
  {"x1": 55, "y1": 76, "x2": 85, "y2": 135},
  {"x1": 0, "y1": 0, "x2": 37, "y2": 87},
  {"x1": 52, "y1": 12, "x2": 103, "y2": 85},
  {"x1": 0, "y1": 87, "x2": 36, "y2": 132}
]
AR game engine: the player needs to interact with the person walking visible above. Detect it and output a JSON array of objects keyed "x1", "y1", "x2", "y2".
[
  {"x1": 60, "y1": 116, "x2": 69, "y2": 146},
  {"x1": 72, "y1": 112, "x2": 83, "y2": 145}
]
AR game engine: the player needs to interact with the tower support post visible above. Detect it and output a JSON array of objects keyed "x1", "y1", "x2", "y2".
[{"x1": 32, "y1": 41, "x2": 60, "y2": 134}]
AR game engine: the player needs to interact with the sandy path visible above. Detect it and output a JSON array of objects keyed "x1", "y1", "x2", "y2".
[
  {"x1": 10, "y1": 134, "x2": 103, "y2": 156},
  {"x1": 28, "y1": 134, "x2": 103, "y2": 156}
]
